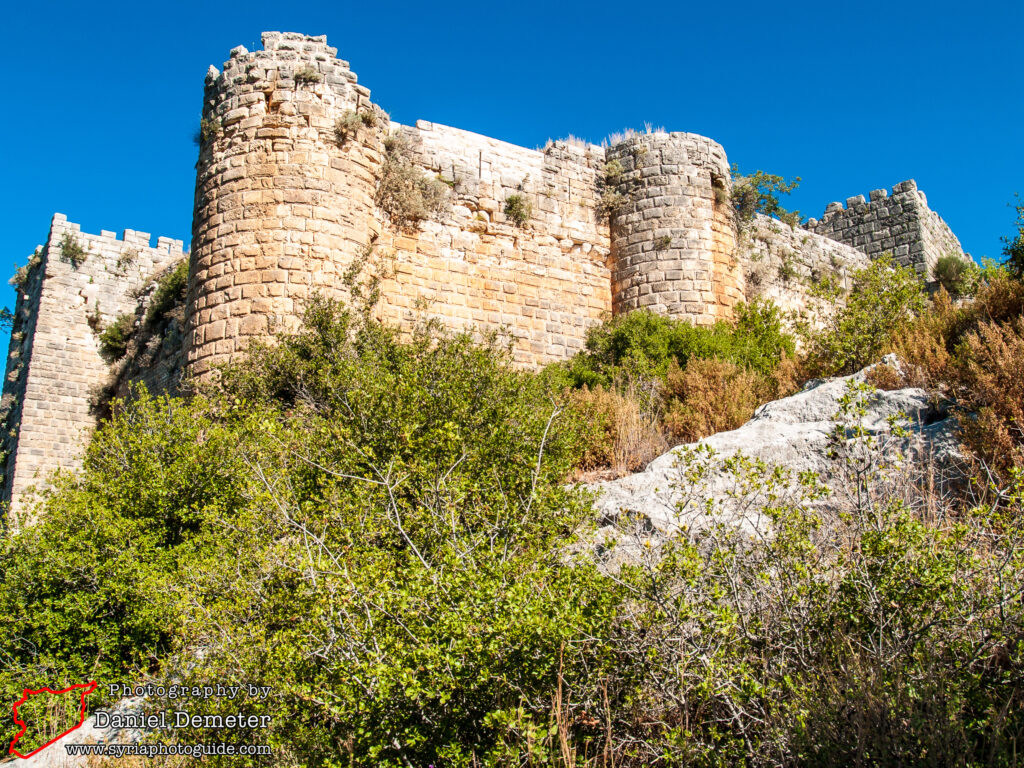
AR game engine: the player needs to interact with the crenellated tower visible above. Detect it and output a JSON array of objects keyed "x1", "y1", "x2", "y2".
[{"x1": 186, "y1": 32, "x2": 388, "y2": 377}]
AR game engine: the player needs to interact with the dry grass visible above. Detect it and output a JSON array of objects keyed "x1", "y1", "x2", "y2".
[
  {"x1": 569, "y1": 381, "x2": 667, "y2": 478},
  {"x1": 663, "y1": 358, "x2": 767, "y2": 443},
  {"x1": 957, "y1": 317, "x2": 1024, "y2": 481}
]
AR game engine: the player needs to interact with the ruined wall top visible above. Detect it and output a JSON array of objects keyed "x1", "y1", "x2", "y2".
[{"x1": 805, "y1": 179, "x2": 966, "y2": 276}]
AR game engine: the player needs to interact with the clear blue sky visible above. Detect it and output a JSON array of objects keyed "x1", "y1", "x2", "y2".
[{"x1": 2, "y1": 0, "x2": 1021, "y2": 330}]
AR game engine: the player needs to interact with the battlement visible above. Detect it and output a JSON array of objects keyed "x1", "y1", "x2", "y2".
[
  {"x1": 806, "y1": 179, "x2": 965, "y2": 276},
  {"x1": 0, "y1": 215, "x2": 186, "y2": 525}
]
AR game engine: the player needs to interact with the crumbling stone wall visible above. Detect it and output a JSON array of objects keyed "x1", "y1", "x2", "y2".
[
  {"x1": 0, "y1": 214, "x2": 183, "y2": 524},
  {"x1": 741, "y1": 214, "x2": 869, "y2": 315},
  {"x1": 805, "y1": 180, "x2": 966, "y2": 278}
]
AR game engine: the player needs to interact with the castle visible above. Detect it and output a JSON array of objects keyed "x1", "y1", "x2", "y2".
[{"x1": 0, "y1": 32, "x2": 966, "y2": 522}]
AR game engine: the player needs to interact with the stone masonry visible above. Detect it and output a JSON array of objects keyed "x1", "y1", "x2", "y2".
[
  {"x1": 1, "y1": 215, "x2": 184, "y2": 524},
  {"x1": 806, "y1": 180, "x2": 966, "y2": 277},
  {"x1": 0, "y1": 31, "x2": 969, "y2": 520}
]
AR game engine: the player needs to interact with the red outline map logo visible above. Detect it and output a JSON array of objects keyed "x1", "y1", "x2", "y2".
[{"x1": 8, "y1": 681, "x2": 98, "y2": 759}]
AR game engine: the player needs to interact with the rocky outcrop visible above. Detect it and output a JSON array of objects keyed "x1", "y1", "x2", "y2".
[{"x1": 589, "y1": 358, "x2": 961, "y2": 538}]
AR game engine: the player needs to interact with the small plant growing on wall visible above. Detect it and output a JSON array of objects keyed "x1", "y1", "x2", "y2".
[
  {"x1": 98, "y1": 314, "x2": 134, "y2": 360},
  {"x1": 9, "y1": 248, "x2": 43, "y2": 288},
  {"x1": 294, "y1": 66, "x2": 322, "y2": 85},
  {"x1": 334, "y1": 111, "x2": 364, "y2": 145},
  {"x1": 655, "y1": 235, "x2": 672, "y2": 250},
  {"x1": 603, "y1": 158, "x2": 624, "y2": 184},
  {"x1": 375, "y1": 134, "x2": 451, "y2": 228},
  {"x1": 777, "y1": 257, "x2": 798, "y2": 282},
  {"x1": 504, "y1": 195, "x2": 531, "y2": 227},
  {"x1": 116, "y1": 247, "x2": 140, "y2": 272},
  {"x1": 597, "y1": 189, "x2": 627, "y2": 221},
  {"x1": 146, "y1": 260, "x2": 189, "y2": 327},
  {"x1": 194, "y1": 118, "x2": 221, "y2": 147},
  {"x1": 86, "y1": 302, "x2": 103, "y2": 332},
  {"x1": 59, "y1": 233, "x2": 89, "y2": 269}
]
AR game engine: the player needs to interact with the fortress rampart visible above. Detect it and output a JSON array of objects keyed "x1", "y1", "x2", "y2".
[
  {"x1": 0, "y1": 31, "x2": 969, "y2": 521},
  {"x1": 806, "y1": 180, "x2": 966, "y2": 277},
  {"x1": 1, "y1": 215, "x2": 184, "y2": 522}
]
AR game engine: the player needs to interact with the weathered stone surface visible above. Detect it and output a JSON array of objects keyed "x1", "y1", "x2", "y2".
[
  {"x1": 588, "y1": 359, "x2": 960, "y2": 535},
  {"x1": 0, "y1": 214, "x2": 184, "y2": 523},
  {"x1": 13, "y1": 694, "x2": 147, "y2": 768},
  {"x1": 806, "y1": 180, "x2": 967, "y2": 277}
]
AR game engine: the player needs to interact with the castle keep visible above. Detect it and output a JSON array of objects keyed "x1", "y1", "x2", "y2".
[{"x1": 0, "y1": 32, "x2": 966, "y2": 521}]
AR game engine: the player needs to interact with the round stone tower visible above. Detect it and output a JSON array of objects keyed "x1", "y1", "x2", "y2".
[
  {"x1": 607, "y1": 132, "x2": 741, "y2": 324},
  {"x1": 186, "y1": 32, "x2": 386, "y2": 378}
]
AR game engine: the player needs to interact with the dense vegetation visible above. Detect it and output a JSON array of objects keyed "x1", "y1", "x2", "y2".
[{"x1": 2, "y1": 212, "x2": 1024, "y2": 765}]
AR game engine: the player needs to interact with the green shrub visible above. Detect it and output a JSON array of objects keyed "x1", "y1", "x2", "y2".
[
  {"x1": 145, "y1": 260, "x2": 188, "y2": 327},
  {"x1": 59, "y1": 233, "x2": 88, "y2": 269},
  {"x1": 556, "y1": 299, "x2": 794, "y2": 389},
  {"x1": 503, "y1": 194, "x2": 531, "y2": 227},
  {"x1": 731, "y1": 166, "x2": 801, "y2": 225},
  {"x1": 98, "y1": 314, "x2": 135, "y2": 359},
  {"x1": 376, "y1": 135, "x2": 451, "y2": 227},
  {"x1": 805, "y1": 254, "x2": 925, "y2": 376},
  {"x1": 933, "y1": 253, "x2": 979, "y2": 297}
]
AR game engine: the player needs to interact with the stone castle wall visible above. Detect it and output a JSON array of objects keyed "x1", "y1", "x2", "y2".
[
  {"x1": 607, "y1": 133, "x2": 740, "y2": 324},
  {"x1": 372, "y1": 121, "x2": 612, "y2": 366},
  {"x1": 1, "y1": 30, "x2": 971, "y2": 519},
  {"x1": 806, "y1": 180, "x2": 966, "y2": 278},
  {"x1": 0, "y1": 215, "x2": 184, "y2": 524},
  {"x1": 741, "y1": 214, "x2": 869, "y2": 315}
]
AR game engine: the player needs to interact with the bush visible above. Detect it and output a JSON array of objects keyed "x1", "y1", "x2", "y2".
[
  {"x1": 567, "y1": 379, "x2": 667, "y2": 476},
  {"x1": 0, "y1": 390, "x2": 249, "y2": 748},
  {"x1": 503, "y1": 194, "x2": 531, "y2": 227},
  {"x1": 933, "y1": 253, "x2": 979, "y2": 297},
  {"x1": 731, "y1": 167, "x2": 801, "y2": 225},
  {"x1": 376, "y1": 135, "x2": 451, "y2": 228},
  {"x1": 805, "y1": 255, "x2": 926, "y2": 376},
  {"x1": 98, "y1": 313, "x2": 135, "y2": 359},
  {"x1": 334, "y1": 110, "x2": 363, "y2": 144},
  {"x1": 663, "y1": 357, "x2": 766, "y2": 442},
  {"x1": 59, "y1": 233, "x2": 88, "y2": 269},
  {"x1": 145, "y1": 260, "x2": 188, "y2": 327},
  {"x1": 955, "y1": 317, "x2": 1024, "y2": 482},
  {"x1": 559, "y1": 299, "x2": 795, "y2": 389}
]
